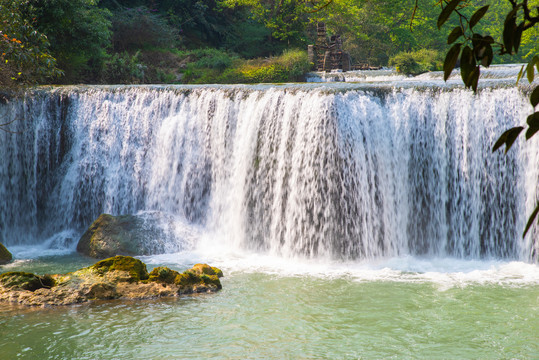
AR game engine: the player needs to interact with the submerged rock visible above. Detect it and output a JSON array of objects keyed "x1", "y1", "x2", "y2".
[
  {"x1": 77, "y1": 212, "x2": 194, "y2": 258},
  {"x1": 0, "y1": 242, "x2": 12, "y2": 265},
  {"x1": 0, "y1": 256, "x2": 223, "y2": 307}
]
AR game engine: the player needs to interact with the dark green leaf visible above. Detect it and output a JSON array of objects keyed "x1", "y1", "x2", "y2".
[
  {"x1": 492, "y1": 126, "x2": 524, "y2": 153},
  {"x1": 469, "y1": 5, "x2": 489, "y2": 29},
  {"x1": 460, "y1": 46, "x2": 475, "y2": 86},
  {"x1": 483, "y1": 36, "x2": 495, "y2": 44},
  {"x1": 438, "y1": 0, "x2": 462, "y2": 29},
  {"x1": 473, "y1": 35, "x2": 487, "y2": 60},
  {"x1": 444, "y1": 43, "x2": 461, "y2": 81},
  {"x1": 523, "y1": 202, "x2": 539, "y2": 237},
  {"x1": 472, "y1": 33, "x2": 484, "y2": 47},
  {"x1": 481, "y1": 45, "x2": 493, "y2": 67},
  {"x1": 448, "y1": 26, "x2": 463, "y2": 44},
  {"x1": 469, "y1": 66, "x2": 480, "y2": 92},
  {"x1": 527, "y1": 61, "x2": 535, "y2": 84},
  {"x1": 526, "y1": 112, "x2": 539, "y2": 139},
  {"x1": 531, "y1": 87, "x2": 539, "y2": 108},
  {"x1": 517, "y1": 64, "x2": 525, "y2": 84}
]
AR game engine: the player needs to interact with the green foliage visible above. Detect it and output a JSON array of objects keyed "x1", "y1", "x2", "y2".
[
  {"x1": 191, "y1": 48, "x2": 239, "y2": 70},
  {"x1": 222, "y1": 17, "x2": 274, "y2": 58},
  {"x1": 26, "y1": 0, "x2": 112, "y2": 83},
  {"x1": 435, "y1": 0, "x2": 539, "y2": 237},
  {"x1": 313, "y1": 0, "x2": 450, "y2": 66},
  {"x1": 219, "y1": 0, "x2": 324, "y2": 43},
  {"x1": 112, "y1": 6, "x2": 178, "y2": 51},
  {"x1": 0, "y1": 0, "x2": 62, "y2": 87},
  {"x1": 103, "y1": 51, "x2": 146, "y2": 84},
  {"x1": 389, "y1": 49, "x2": 442, "y2": 75},
  {"x1": 183, "y1": 48, "x2": 311, "y2": 84}
]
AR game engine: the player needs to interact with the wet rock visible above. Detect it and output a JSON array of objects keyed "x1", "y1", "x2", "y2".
[
  {"x1": 0, "y1": 242, "x2": 12, "y2": 265},
  {"x1": 76, "y1": 212, "x2": 193, "y2": 258},
  {"x1": 0, "y1": 272, "x2": 54, "y2": 291},
  {"x1": 0, "y1": 256, "x2": 223, "y2": 307}
]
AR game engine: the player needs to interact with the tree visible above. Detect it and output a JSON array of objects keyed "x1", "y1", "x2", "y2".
[
  {"x1": 0, "y1": 0, "x2": 62, "y2": 88},
  {"x1": 25, "y1": 0, "x2": 112, "y2": 83},
  {"x1": 219, "y1": 0, "x2": 333, "y2": 46},
  {"x1": 315, "y1": 0, "x2": 449, "y2": 65},
  {"x1": 433, "y1": 0, "x2": 539, "y2": 236}
]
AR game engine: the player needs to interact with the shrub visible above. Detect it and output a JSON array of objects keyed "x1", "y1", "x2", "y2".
[
  {"x1": 389, "y1": 49, "x2": 442, "y2": 76},
  {"x1": 178, "y1": 48, "x2": 310, "y2": 84},
  {"x1": 192, "y1": 48, "x2": 239, "y2": 70},
  {"x1": 103, "y1": 52, "x2": 146, "y2": 84},
  {"x1": 237, "y1": 49, "x2": 310, "y2": 83},
  {"x1": 0, "y1": 0, "x2": 62, "y2": 87},
  {"x1": 26, "y1": 0, "x2": 112, "y2": 83}
]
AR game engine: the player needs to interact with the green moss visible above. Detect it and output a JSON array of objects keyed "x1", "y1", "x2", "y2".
[
  {"x1": 90, "y1": 255, "x2": 149, "y2": 282},
  {"x1": 200, "y1": 274, "x2": 222, "y2": 289},
  {"x1": 174, "y1": 270, "x2": 199, "y2": 287},
  {"x1": 148, "y1": 266, "x2": 180, "y2": 284},
  {"x1": 211, "y1": 267, "x2": 224, "y2": 278},
  {"x1": 0, "y1": 271, "x2": 54, "y2": 291},
  {"x1": 0, "y1": 242, "x2": 12, "y2": 264},
  {"x1": 174, "y1": 266, "x2": 222, "y2": 291},
  {"x1": 191, "y1": 264, "x2": 219, "y2": 276}
]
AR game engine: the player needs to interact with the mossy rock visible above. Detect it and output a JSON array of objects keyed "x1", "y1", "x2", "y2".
[
  {"x1": 77, "y1": 214, "x2": 144, "y2": 258},
  {"x1": 0, "y1": 242, "x2": 12, "y2": 265},
  {"x1": 0, "y1": 259, "x2": 224, "y2": 306},
  {"x1": 174, "y1": 271, "x2": 200, "y2": 287},
  {"x1": 191, "y1": 263, "x2": 224, "y2": 278},
  {"x1": 148, "y1": 266, "x2": 180, "y2": 284},
  {"x1": 0, "y1": 272, "x2": 55, "y2": 291},
  {"x1": 90, "y1": 255, "x2": 149, "y2": 282},
  {"x1": 174, "y1": 265, "x2": 223, "y2": 291},
  {"x1": 76, "y1": 212, "x2": 185, "y2": 259},
  {"x1": 199, "y1": 274, "x2": 222, "y2": 289}
]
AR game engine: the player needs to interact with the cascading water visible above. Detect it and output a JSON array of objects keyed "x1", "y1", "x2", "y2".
[{"x1": 0, "y1": 81, "x2": 538, "y2": 262}]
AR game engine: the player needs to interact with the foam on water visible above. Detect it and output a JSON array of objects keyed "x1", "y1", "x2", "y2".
[
  {"x1": 141, "y1": 248, "x2": 539, "y2": 288},
  {"x1": 306, "y1": 64, "x2": 534, "y2": 85}
]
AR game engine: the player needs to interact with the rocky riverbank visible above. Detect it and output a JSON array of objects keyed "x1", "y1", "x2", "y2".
[{"x1": 0, "y1": 256, "x2": 223, "y2": 307}]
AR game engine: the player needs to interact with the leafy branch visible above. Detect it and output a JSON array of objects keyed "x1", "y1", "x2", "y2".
[{"x1": 435, "y1": 0, "x2": 539, "y2": 237}]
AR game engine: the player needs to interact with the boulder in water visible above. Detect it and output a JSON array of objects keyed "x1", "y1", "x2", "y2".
[
  {"x1": 0, "y1": 242, "x2": 12, "y2": 265},
  {"x1": 77, "y1": 212, "x2": 192, "y2": 258},
  {"x1": 0, "y1": 255, "x2": 224, "y2": 306}
]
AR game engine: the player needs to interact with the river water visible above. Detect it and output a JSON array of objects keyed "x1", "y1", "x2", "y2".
[{"x1": 0, "y1": 65, "x2": 538, "y2": 358}]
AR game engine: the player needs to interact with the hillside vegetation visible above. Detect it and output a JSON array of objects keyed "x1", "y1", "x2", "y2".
[{"x1": 1, "y1": 0, "x2": 538, "y2": 86}]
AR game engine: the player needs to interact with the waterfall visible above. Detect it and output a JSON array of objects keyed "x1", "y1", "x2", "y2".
[{"x1": 0, "y1": 85, "x2": 537, "y2": 261}]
